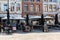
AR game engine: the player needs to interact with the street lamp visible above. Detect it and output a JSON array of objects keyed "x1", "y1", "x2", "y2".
[
  {"x1": 6, "y1": 0, "x2": 10, "y2": 34},
  {"x1": 54, "y1": 7, "x2": 59, "y2": 26},
  {"x1": 26, "y1": 14, "x2": 29, "y2": 26},
  {"x1": 6, "y1": 0, "x2": 10, "y2": 25}
]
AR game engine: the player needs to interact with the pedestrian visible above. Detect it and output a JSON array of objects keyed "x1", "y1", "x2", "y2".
[
  {"x1": 1, "y1": 24, "x2": 4, "y2": 33},
  {"x1": 8, "y1": 24, "x2": 12, "y2": 33},
  {"x1": 17, "y1": 23, "x2": 20, "y2": 30},
  {"x1": 44, "y1": 20, "x2": 49, "y2": 32},
  {"x1": 21, "y1": 22, "x2": 25, "y2": 32}
]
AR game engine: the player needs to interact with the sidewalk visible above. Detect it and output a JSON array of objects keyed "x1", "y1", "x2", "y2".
[{"x1": 0, "y1": 32, "x2": 60, "y2": 40}]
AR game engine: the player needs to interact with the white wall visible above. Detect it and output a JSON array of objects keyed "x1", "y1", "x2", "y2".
[
  {"x1": 9, "y1": 0, "x2": 22, "y2": 14},
  {"x1": 43, "y1": 0, "x2": 58, "y2": 14},
  {"x1": 0, "y1": 0, "x2": 22, "y2": 14},
  {"x1": 0, "y1": 0, "x2": 22, "y2": 17}
]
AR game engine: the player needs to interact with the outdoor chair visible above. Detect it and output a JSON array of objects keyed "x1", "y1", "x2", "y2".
[{"x1": 23, "y1": 26, "x2": 30, "y2": 32}]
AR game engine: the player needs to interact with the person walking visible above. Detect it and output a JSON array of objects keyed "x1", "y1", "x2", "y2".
[{"x1": 1, "y1": 24, "x2": 4, "y2": 33}]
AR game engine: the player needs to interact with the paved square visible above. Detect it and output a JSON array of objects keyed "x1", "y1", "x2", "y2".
[{"x1": 0, "y1": 32, "x2": 60, "y2": 40}]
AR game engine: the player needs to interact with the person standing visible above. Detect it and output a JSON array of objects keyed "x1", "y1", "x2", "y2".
[{"x1": 44, "y1": 20, "x2": 49, "y2": 32}]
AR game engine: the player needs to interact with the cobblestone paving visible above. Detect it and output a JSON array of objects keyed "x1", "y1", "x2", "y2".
[{"x1": 0, "y1": 32, "x2": 60, "y2": 40}]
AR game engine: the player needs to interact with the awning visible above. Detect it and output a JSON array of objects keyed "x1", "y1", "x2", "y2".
[
  {"x1": 29, "y1": 16, "x2": 41, "y2": 19},
  {"x1": 44, "y1": 16, "x2": 53, "y2": 19},
  {"x1": 2, "y1": 16, "x2": 25, "y2": 20}
]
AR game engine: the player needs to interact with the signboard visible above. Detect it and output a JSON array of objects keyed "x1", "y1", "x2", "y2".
[{"x1": 13, "y1": 27, "x2": 16, "y2": 30}]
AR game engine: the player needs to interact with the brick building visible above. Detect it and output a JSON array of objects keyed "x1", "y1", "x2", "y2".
[{"x1": 22, "y1": 0, "x2": 43, "y2": 17}]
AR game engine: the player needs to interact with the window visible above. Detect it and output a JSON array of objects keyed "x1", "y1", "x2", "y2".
[
  {"x1": 44, "y1": 4, "x2": 48, "y2": 12},
  {"x1": 52, "y1": 0, "x2": 56, "y2": 2},
  {"x1": 36, "y1": 0, "x2": 40, "y2": 2},
  {"x1": 59, "y1": 0, "x2": 60, "y2": 4},
  {"x1": 11, "y1": 0, "x2": 15, "y2": 1},
  {"x1": 16, "y1": 3, "x2": 20, "y2": 11},
  {"x1": 16, "y1": 0, "x2": 20, "y2": 2},
  {"x1": 36, "y1": 5, "x2": 39, "y2": 12},
  {"x1": 24, "y1": 0, "x2": 28, "y2": 2},
  {"x1": 48, "y1": 0, "x2": 56, "y2": 2},
  {"x1": 48, "y1": 5, "x2": 52, "y2": 12},
  {"x1": 44, "y1": 0, "x2": 48, "y2": 2},
  {"x1": 10, "y1": 3, "x2": 15, "y2": 11},
  {"x1": 59, "y1": 8, "x2": 60, "y2": 11},
  {"x1": 3, "y1": 4, "x2": 8, "y2": 11},
  {"x1": 48, "y1": 4, "x2": 56, "y2": 12},
  {"x1": 24, "y1": 4, "x2": 28, "y2": 11},
  {"x1": 30, "y1": 0, "x2": 34, "y2": 2},
  {"x1": 52, "y1": 5, "x2": 56, "y2": 12},
  {"x1": 30, "y1": 4, "x2": 34, "y2": 11},
  {"x1": 49, "y1": 0, "x2": 52, "y2": 2},
  {"x1": 0, "y1": 3, "x2": 1, "y2": 11}
]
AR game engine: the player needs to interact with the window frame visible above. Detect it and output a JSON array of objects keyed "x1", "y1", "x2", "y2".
[{"x1": 24, "y1": 4, "x2": 28, "y2": 11}]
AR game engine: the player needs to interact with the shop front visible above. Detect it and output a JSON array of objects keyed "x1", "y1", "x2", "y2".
[{"x1": 2, "y1": 15, "x2": 25, "y2": 31}]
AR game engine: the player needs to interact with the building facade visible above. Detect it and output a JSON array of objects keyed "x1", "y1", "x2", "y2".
[
  {"x1": 0, "y1": 0, "x2": 23, "y2": 26},
  {"x1": 0, "y1": 0, "x2": 60, "y2": 17},
  {"x1": 22, "y1": 0, "x2": 43, "y2": 17},
  {"x1": 0, "y1": 0, "x2": 22, "y2": 18},
  {"x1": 43, "y1": 0, "x2": 58, "y2": 16}
]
